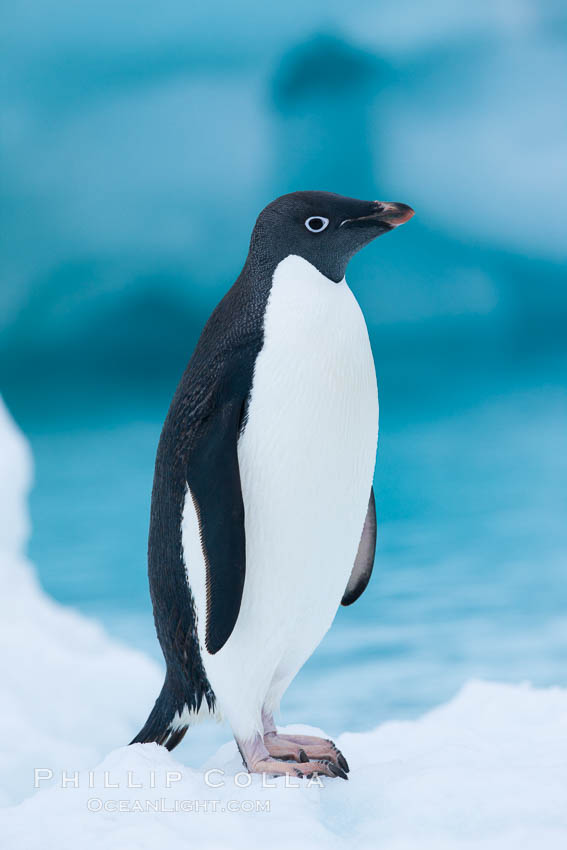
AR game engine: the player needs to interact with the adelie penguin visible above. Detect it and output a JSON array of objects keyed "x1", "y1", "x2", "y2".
[{"x1": 131, "y1": 191, "x2": 414, "y2": 779}]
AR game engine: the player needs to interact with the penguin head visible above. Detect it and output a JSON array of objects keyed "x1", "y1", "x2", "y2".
[{"x1": 249, "y1": 190, "x2": 414, "y2": 282}]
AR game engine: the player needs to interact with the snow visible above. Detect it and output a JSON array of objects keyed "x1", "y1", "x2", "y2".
[
  {"x1": 2, "y1": 395, "x2": 567, "y2": 848},
  {"x1": 0, "y1": 398, "x2": 162, "y2": 808},
  {"x1": 3, "y1": 682, "x2": 567, "y2": 849}
]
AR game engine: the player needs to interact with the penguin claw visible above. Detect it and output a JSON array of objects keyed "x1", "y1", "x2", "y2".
[
  {"x1": 326, "y1": 738, "x2": 350, "y2": 773},
  {"x1": 327, "y1": 761, "x2": 348, "y2": 781}
]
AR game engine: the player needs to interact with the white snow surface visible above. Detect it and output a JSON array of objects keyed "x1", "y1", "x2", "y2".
[
  {"x1": 2, "y1": 395, "x2": 567, "y2": 848},
  {"x1": 0, "y1": 398, "x2": 162, "y2": 808}
]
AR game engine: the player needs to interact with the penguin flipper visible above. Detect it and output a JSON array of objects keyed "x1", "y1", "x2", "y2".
[
  {"x1": 186, "y1": 396, "x2": 246, "y2": 655},
  {"x1": 341, "y1": 488, "x2": 376, "y2": 606}
]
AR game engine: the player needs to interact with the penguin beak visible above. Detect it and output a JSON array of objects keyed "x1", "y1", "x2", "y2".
[{"x1": 340, "y1": 201, "x2": 415, "y2": 229}]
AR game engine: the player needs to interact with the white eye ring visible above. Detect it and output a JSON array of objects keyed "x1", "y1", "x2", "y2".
[{"x1": 305, "y1": 216, "x2": 329, "y2": 233}]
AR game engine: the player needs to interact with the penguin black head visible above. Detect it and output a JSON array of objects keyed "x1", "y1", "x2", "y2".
[{"x1": 249, "y1": 190, "x2": 414, "y2": 282}]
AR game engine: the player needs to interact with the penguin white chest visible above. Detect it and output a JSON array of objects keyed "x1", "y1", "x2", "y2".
[
  {"x1": 237, "y1": 255, "x2": 378, "y2": 661},
  {"x1": 182, "y1": 255, "x2": 378, "y2": 739}
]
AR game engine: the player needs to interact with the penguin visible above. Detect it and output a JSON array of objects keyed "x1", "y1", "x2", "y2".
[{"x1": 131, "y1": 191, "x2": 414, "y2": 778}]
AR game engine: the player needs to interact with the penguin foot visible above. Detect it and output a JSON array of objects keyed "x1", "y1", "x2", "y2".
[
  {"x1": 263, "y1": 732, "x2": 349, "y2": 774},
  {"x1": 236, "y1": 733, "x2": 348, "y2": 780},
  {"x1": 252, "y1": 756, "x2": 347, "y2": 781}
]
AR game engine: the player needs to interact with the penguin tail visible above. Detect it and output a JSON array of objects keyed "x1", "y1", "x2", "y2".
[{"x1": 130, "y1": 676, "x2": 190, "y2": 752}]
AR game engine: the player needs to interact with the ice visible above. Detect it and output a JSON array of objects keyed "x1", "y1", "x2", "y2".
[{"x1": 0, "y1": 398, "x2": 162, "y2": 808}]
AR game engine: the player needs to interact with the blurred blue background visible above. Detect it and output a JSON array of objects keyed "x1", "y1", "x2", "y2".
[{"x1": 1, "y1": 0, "x2": 566, "y2": 753}]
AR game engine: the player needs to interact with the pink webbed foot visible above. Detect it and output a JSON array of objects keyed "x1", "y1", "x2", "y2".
[
  {"x1": 260, "y1": 709, "x2": 349, "y2": 775},
  {"x1": 263, "y1": 732, "x2": 349, "y2": 775},
  {"x1": 236, "y1": 733, "x2": 348, "y2": 781}
]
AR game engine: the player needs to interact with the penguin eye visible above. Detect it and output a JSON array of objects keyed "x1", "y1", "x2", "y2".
[{"x1": 305, "y1": 216, "x2": 329, "y2": 233}]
